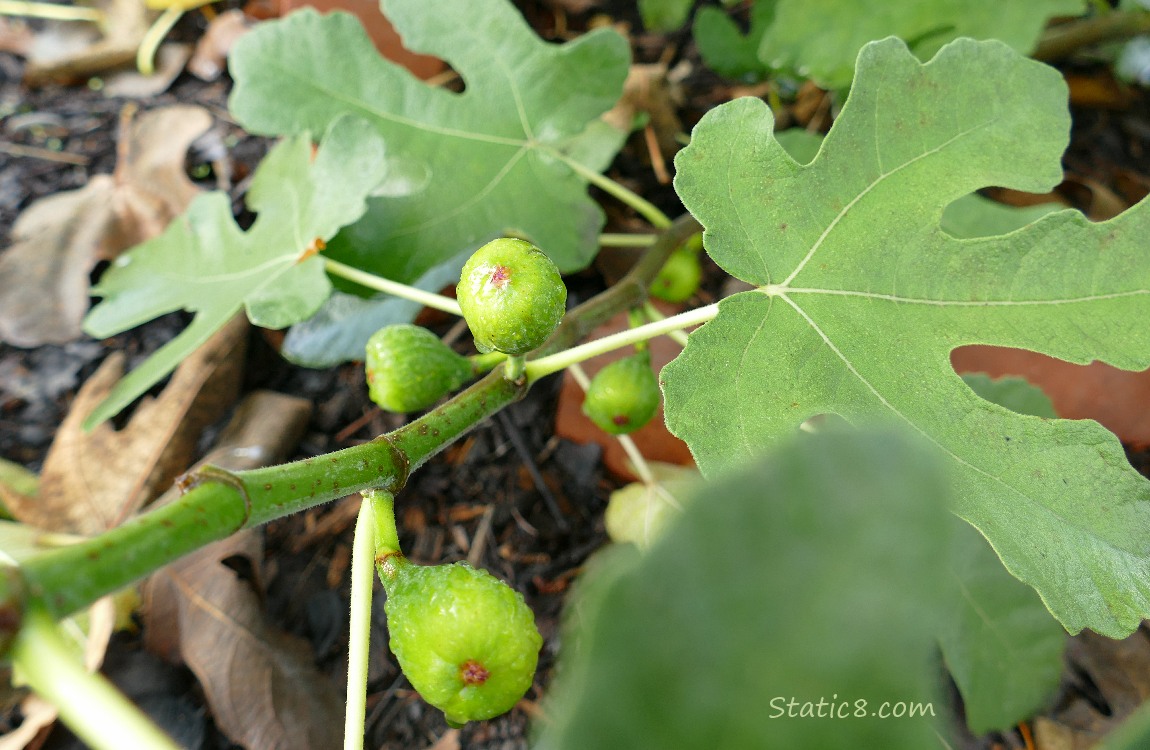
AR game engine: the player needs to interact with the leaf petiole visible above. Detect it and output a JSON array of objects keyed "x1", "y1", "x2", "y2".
[
  {"x1": 600, "y1": 233, "x2": 658, "y2": 247},
  {"x1": 344, "y1": 494, "x2": 378, "y2": 750},
  {"x1": 11, "y1": 606, "x2": 181, "y2": 750},
  {"x1": 0, "y1": 0, "x2": 103, "y2": 22},
  {"x1": 553, "y1": 151, "x2": 673, "y2": 229},
  {"x1": 325, "y1": 258, "x2": 463, "y2": 316},
  {"x1": 526, "y1": 304, "x2": 717, "y2": 382},
  {"x1": 641, "y1": 302, "x2": 690, "y2": 347}
]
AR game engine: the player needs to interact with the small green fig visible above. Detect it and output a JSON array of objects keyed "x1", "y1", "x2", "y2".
[
  {"x1": 649, "y1": 247, "x2": 703, "y2": 303},
  {"x1": 457, "y1": 238, "x2": 566, "y2": 355},
  {"x1": 379, "y1": 556, "x2": 542, "y2": 726},
  {"x1": 365, "y1": 324, "x2": 472, "y2": 412},
  {"x1": 582, "y1": 351, "x2": 661, "y2": 435}
]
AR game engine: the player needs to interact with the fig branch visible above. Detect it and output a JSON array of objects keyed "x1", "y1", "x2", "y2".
[{"x1": 0, "y1": 213, "x2": 701, "y2": 658}]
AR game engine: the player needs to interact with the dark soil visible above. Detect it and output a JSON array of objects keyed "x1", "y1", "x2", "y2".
[{"x1": 3, "y1": 1, "x2": 1150, "y2": 749}]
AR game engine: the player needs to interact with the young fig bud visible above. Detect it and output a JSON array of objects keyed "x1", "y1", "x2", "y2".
[
  {"x1": 379, "y1": 556, "x2": 542, "y2": 726},
  {"x1": 457, "y1": 238, "x2": 567, "y2": 355},
  {"x1": 649, "y1": 247, "x2": 703, "y2": 303},
  {"x1": 365, "y1": 325, "x2": 472, "y2": 412},
  {"x1": 582, "y1": 351, "x2": 661, "y2": 435}
]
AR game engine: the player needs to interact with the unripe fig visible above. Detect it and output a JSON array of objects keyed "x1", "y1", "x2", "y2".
[
  {"x1": 379, "y1": 556, "x2": 542, "y2": 726},
  {"x1": 649, "y1": 247, "x2": 703, "y2": 303},
  {"x1": 457, "y1": 238, "x2": 566, "y2": 355},
  {"x1": 365, "y1": 324, "x2": 472, "y2": 412},
  {"x1": 582, "y1": 351, "x2": 661, "y2": 435}
]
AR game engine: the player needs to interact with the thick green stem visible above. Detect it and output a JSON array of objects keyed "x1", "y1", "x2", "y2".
[
  {"x1": 11, "y1": 606, "x2": 181, "y2": 750},
  {"x1": 3, "y1": 213, "x2": 700, "y2": 653},
  {"x1": 18, "y1": 373, "x2": 524, "y2": 624}
]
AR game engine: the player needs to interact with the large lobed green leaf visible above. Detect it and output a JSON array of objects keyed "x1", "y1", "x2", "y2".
[
  {"x1": 664, "y1": 38, "x2": 1150, "y2": 638},
  {"x1": 228, "y1": 0, "x2": 630, "y2": 283},
  {"x1": 538, "y1": 429, "x2": 952, "y2": 748},
  {"x1": 697, "y1": 0, "x2": 1084, "y2": 88},
  {"x1": 82, "y1": 117, "x2": 387, "y2": 427},
  {"x1": 931, "y1": 374, "x2": 1065, "y2": 735}
]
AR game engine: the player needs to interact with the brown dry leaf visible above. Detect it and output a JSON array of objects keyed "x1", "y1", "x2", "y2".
[
  {"x1": 138, "y1": 390, "x2": 322, "y2": 749},
  {"x1": 423, "y1": 729, "x2": 461, "y2": 750},
  {"x1": 1033, "y1": 629, "x2": 1150, "y2": 749},
  {"x1": 102, "y1": 43, "x2": 193, "y2": 98},
  {"x1": 144, "y1": 530, "x2": 342, "y2": 750},
  {"x1": 0, "y1": 104, "x2": 211, "y2": 347},
  {"x1": 951, "y1": 346, "x2": 1150, "y2": 447},
  {"x1": 188, "y1": 10, "x2": 251, "y2": 81},
  {"x1": 0, "y1": 18, "x2": 34, "y2": 55},
  {"x1": 22, "y1": 0, "x2": 150, "y2": 86},
  {"x1": 555, "y1": 301, "x2": 694, "y2": 481},
  {"x1": 4, "y1": 315, "x2": 246, "y2": 534},
  {"x1": 601, "y1": 63, "x2": 683, "y2": 157}
]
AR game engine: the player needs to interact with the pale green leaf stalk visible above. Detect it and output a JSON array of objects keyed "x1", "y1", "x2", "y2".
[
  {"x1": 345, "y1": 494, "x2": 380, "y2": 750},
  {"x1": 665, "y1": 37, "x2": 1150, "y2": 637},
  {"x1": 11, "y1": 606, "x2": 181, "y2": 750}
]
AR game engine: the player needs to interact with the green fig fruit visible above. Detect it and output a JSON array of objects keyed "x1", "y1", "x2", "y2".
[
  {"x1": 649, "y1": 247, "x2": 703, "y2": 303},
  {"x1": 457, "y1": 238, "x2": 567, "y2": 356},
  {"x1": 582, "y1": 351, "x2": 661, "y2": 435},
  {"x1": 379, "y1": 556, "x2": 542, "y2": 726},
  {"x1": 365, "y1": 325, "x2": 472, "y2": 412}
]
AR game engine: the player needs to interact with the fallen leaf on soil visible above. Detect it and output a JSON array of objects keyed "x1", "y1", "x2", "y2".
[
  {"x1": 0, "y1": 18, "x2": 33, "y2": 55},
  {"x1": 951, "y1": 346, "x2": 1150, "y2": 447},
  {"x1": 102, "y1": 43, "x2": 193, "y2": 97},
  {"x1": 21, "y1": 0, "x2": 149, "y2": 86},
  {"x1": 601, "y1": 63, "x2": 683, "y2": 160},
  {"x1": 144, "y1": 530, "x2": 343, "y2": 750},
  {"x1": 1032, "y1": 629, "x2": 1150, "y2": 749},
  {"x1": 423, "y1": 729, "x2": 461, "y2": 750},
  {"x1": 555, "y1": 302, "x2": 694, "y2": 481},
  {"x1": 3, "y1": 315, "x2": 246, "y2": 534},
  {"x1": 137, "y1": 390, "x2": 319, "y2": 749},
  {"x1": 188, "y1": 10, "x2": 250, "y2": 81},
  {"x1": 0, "y1": 104, "x2": 211, "y2": 347}
]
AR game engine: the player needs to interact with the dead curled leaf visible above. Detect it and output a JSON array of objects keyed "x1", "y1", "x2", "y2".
[
  {"x1": 3, "y1": 315, "x2": 247, "y2": 535},
  {"x1": 141, "y1": 392, "x2": 337, "y2": 750},
  {"x1": 188, "y1": 10, "x2": 251, "y2": 81},
  {"x1": 0, "y1": 104, "x2": 211, "y2": 347},
  {"x1": 1032, "y1": 628, "x2": 1150, "y2": 749},
  {"x1": 143, "y1": 530, "x2": 343, "y2": 750},
  {"x1": 21, "y1": 0, "x2": 149, "y2": 86}
]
